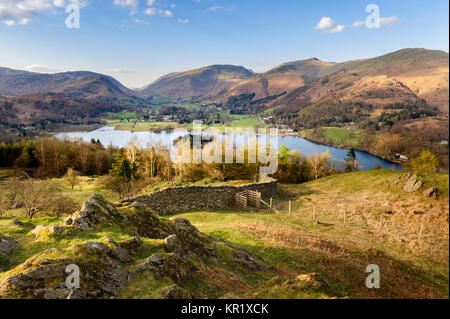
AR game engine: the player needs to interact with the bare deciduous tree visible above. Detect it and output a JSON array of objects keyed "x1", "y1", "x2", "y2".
[
  {"x1": 65, "y1": 168, "x2": 80, "y2": 189},
  {"x1": 308, "y1": 150, "x2": 331, "y2": 180},
  {"x1": 17, "y1": 180, "x2": 59, "y2": 219}
]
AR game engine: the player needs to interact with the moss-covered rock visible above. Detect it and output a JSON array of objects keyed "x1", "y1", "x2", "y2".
[
  {"x1": 0, "y1": 234, "x2": 18, "y2": 257},
  {"x1": 0, "y1": 241, "x2": 128, "y2": 299},
  {"x1": 62, "y1": 194, "x2": 123, "y2": 231},
  {"x1": 160, "y1": 285, "x2": 193, "y2": 299},
  {"x1": 138, "y1": 253, "x2": 199, "y2": 284},
  {"x1": 31, "y1": 225, "x2": 79, "y2": 240},
  {"x1": 0, "y1": 234, "x2": 19, "y2": 270}
]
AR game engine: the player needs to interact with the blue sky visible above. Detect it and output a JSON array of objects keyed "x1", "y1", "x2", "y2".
[{"x1": 0, "y1": 0, "x2": 448, "y2": 88}]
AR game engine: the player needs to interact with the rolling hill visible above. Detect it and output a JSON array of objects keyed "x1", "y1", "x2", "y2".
[
  {"x1": 139, "y1": 65, "x2": 254, "y2": 99},
  {"x1": 0, "y1": 93, "x2": 123, "y2": 126},
  {"x1": 271, "y1": 49, "x2": 449, "y2": 113},
  {"x1": 0, "y1": 68, "x2": 133, "y2": 101},
  {"x1": 218, "y1": 58, "x2": 334, "y2": 100}
]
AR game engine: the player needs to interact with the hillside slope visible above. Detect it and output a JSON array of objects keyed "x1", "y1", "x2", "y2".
[
  {"x1": 140, "y1": 65, "x2": 254, "y2": 99},
  {"x1": 0, "y1": 68, "x2": 132, "y2": 101},
  {"x1": 0, "y1": 93, "x2": 123, "y2": 126},
  {"x1": 279, "y1": 48, "x2": 449, "y2": 112},
  {"x1": 219, "y1": 58, "x2": 334, "y2": 100}
]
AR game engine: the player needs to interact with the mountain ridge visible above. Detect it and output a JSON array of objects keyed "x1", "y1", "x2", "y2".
[{"x1": 1, "y1": 48, "x2": 448, "y2": 111}]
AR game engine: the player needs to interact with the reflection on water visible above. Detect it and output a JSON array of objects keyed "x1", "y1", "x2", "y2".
[{"x1": 56, "y1": 126, "x2": 402, "y2": 171}]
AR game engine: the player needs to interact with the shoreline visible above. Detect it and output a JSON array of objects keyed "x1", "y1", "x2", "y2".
[{"x1": 297, "y1": 133, "x2": 405, "y2": 167}]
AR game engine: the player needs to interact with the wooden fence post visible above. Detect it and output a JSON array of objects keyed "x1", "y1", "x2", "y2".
[
  {"x1": 419, "y1": 217, "x2": 424, "y2": 242},
  {"x1": 288, "y1": 201, "x2": 292, "y2": 216},
  {"x1": 257, "y1": 192, "x2": 261, "y2": 210},
  {"x1": 270, "y1": 198, "x2": 273, "y2": 214}
]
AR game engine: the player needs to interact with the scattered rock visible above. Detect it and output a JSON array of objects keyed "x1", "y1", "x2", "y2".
[
  {"x1": 164, "y1": 235, "x2": 186, "y2": 259},
  {"x1": 67, "y1": 289, "x2": 87, "y2": 299},
  {"x1": 212, "y1": 237, "x2": 265, "y2": 270},
  {"x1": 169, "y1": 218, "x2": 217, "y2": 259},
  {"x1": 13, "y1": 218, "x2": 33, "y2": 228},
  {"x1": 110, "y1": 246, "x2": 132, "y2": 263},
  {"x1": 231, "y1": 247, "x2": 265, "y2": 270},
  {"x1": 423, "y1": 187, "x2": 438, "y2": 197},
  {"x1": 160, "y1": 285, "x2": 192, "y2": 299},
  {"x1": 294, "y1": 273, "x2": 327, "y2": 290},
  {"x1": 10, "y1": 202, "x2": 24, "y2": 210},
  {"x1": 117, "y1": 237, "x2": 144, "y2": 255},
  {"x1": 139, "y1": 253, "x2": 198, "y2": 284},
  {"x1": 0, "y1": 242, "x2": 128, "y2": 299},
  {"x1": 31, "y1": 224, "x2": 46, "y2": 235},
  {"x1": 403, "y1": 174, "x2": 423, "y2": 193},
  {"x1": 0, "y1": 234, "x2": 19, "y2": 257},
  {"x1": 31, "y1": 224, "x2": 77, "y2": 238},
  {"x1": 64, "y1": 194, "x2": 120, "y2": 231},
  {"x1": 282, "y1": 273, "x2": 327, "y2": 291}
]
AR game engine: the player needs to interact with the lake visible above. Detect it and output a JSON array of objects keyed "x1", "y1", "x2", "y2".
[{"x1": 56, "y1": 126, "x2": 402, "y2": 171}]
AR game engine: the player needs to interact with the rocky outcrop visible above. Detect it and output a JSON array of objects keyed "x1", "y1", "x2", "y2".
[
  {"x1": 160, "y1": 285, "x2": 193, "y2": 299},
  {"x1": 423, "y1": 187, "x2": 438, "y2": 197},
  {"x1": 0, "y1": 194, "x2": 267, "y2": 299},
  {"x1": 402, "y1": 174, "x2": 423, "y2": 193},
  {"x1": 139, "y1": 253, "x2": 198, "y2": 284},
  {"x1": 0, "y1": 234, "x2": 19, "y2": 269},
  {"x1": 62, "y1": 194, "x2": 121, "y2": 231},
  {"x1": 0, "y1": 242, "x2": 128, "y2": 299},
  {"x1": 396, "y1": 173, "x2": 441, "y2": 197},
  {"x1": 0, "y1": 235, "x2": 18, "y2": 257}
]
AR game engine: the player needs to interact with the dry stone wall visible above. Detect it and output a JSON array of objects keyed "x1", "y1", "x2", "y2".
[{"x1": 122, "y1": 178, "x2": 278, "y2": 215}]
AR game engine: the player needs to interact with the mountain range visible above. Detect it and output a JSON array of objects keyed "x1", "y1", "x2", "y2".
[{"x1": 0, "y1": 48, "x2": 448, "y2": 112}]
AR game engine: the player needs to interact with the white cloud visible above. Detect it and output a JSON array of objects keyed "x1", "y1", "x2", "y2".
[
  {"x1": 108, "y1": 68, "x2": 132, "y2": 74},
  {"x1": 351, "y1": 20, "x2": 364, "y2": 28},
  {"x1": 145, "y1": 7, "x2": 173, "y2": 17},
  {"x1": 53, "y1": 0, "x2": 66, "y2": 7},
  {"x1": 133, "y1": 18, "x2": 149, "y2": 25},
  {"x1": 314, "y1": 17, "x2": 336, "y2": 30},
  {"x1": 3, "y1": 19, "x2": 16, "y2": 26},
  {"x1": 177, "y1": 18, "x2": 189, "y2": 24},
  {"x1": 0, "y1": 0, "x2": 88, "y2": 25},
  {"x1": 203, "y1": 6, "x2": 233, "y2": 13},
  {"x1": 328, "y1": 24, "x2": 345, "y2": 33},
  {"x1": 380, "y1": 16, "x2": 398, "y2": 25},
  {"x1": 113, "y1": 0, "x2": 139, "y2": 10},
  {"x1": 23, "y1": 64, "x2": 60, "y2": 73},
  {"x1": 351, "y1": 16, "x2": 398, "y2": 29}
]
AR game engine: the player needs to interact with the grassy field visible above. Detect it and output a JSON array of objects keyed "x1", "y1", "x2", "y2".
[
  {"x1": 105, "y1": 119, "x2": 180, "y2": 132},
  {"x1": 169, "y1": 170, "x2": 449, "y2": 298},
  {"x1": 305, "y1": 127, "x2": 369, "y2": 148},
  {"x1": 0, "y1": 170, "x2": 448, "y2": 298}
]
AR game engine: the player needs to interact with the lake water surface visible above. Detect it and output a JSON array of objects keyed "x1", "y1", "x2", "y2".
[{"x1": 56, "y1": 126, "x2": 402, "y2": 171}]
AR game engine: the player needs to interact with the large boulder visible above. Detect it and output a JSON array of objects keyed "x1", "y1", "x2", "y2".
[
  {"x1": 62, "y1": 194, "x2": 121, "y2": 231},
  {"x1": 0, "y1": 235, "x2": 19, "y2": 257},
  {"x1": 138, "y1": 253, "x2": 198, "y2": 284},
  {"x1": 160, "y1": 285, "x2": 193, "y2": 299},
  {"x1": 0, "y1": 242, "x2": 128, "y2": 299},
  {"x1": 423, "y1": 187, "x2": 438, "y2": 197},
  {"x1": 169, "y1": 218, "x2": 217, "y2": 259},
  {"x1": 403, "y1": 174, "x2": 423, "y2": 193}
]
